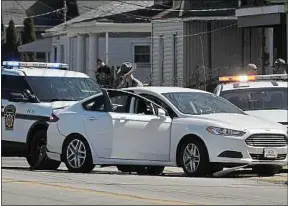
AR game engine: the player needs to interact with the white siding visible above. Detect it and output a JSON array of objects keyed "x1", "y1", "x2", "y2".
[
  {"x1": 50, "y1": 35, "x2": 151, "y2": 84},
  {"x1": 151, "y1": 19, "x2": 184, "y2": 86},
  {"x1": 51, "y1": 35, "x2": 69, "y2": 64},
  {"x1": 97, "y1": 37, "x2": 151, "y2": 84}
]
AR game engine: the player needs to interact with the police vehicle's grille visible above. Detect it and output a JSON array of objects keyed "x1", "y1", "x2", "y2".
[
  {"x1": 245, "y1": 134, "x2": 288, "y2": 147},
  {"x1": 250, "y1": 153, "x2": 287, "y2": 160}
]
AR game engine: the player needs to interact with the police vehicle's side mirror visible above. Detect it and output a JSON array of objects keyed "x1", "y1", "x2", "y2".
[{"x1": 10, "y1": 92, "x2": 29, "y2": 102}]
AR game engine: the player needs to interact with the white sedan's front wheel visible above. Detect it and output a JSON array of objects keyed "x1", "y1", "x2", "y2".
[
  {"x1": 180, "y1": 139, "x2": 210, "y2": 177},
  {"x1": 63, "y1": 135, "x2": 95, "y2": 173}
]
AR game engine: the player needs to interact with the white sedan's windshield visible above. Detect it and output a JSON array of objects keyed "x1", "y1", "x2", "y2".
[
  {"x1": 220, "y1": 87, "x2": 288, "y2": 111},
  {"x1": 162, "y1": 92, "x2": 245, "y2": 115}
]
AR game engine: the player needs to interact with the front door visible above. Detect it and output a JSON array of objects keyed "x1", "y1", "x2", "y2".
[
  {"x1": 107, "y1": 90, "x2": 172, "y2": 162},
  {"x1": 82, "y1": 94, "x2": 114, "y2": 159},
  {"x1": 1, "y1": 74, "x2": 37, "y2": 156}
]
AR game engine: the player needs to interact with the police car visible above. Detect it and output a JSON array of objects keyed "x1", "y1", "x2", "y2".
[
  {"x1": 214, "y1": 74, "x2": 288, "y2": 127},
  {"x1": 1, "y1": 61, "x2": 102, "y2": 170}
]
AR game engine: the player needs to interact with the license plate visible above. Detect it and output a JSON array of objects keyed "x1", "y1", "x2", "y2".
[{"x1": 264, "y1": 148, "x2": 278, "y2": 158}]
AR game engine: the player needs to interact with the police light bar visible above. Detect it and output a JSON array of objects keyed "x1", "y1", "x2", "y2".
[
  {"x1": 219, "y1": 75, "x2": 257, "y2": 82},
  {"x1": 255, "y1": 74, "x2": 288, "y2": 81},
  {"x1": 2, "y1": 61, "x2": 68, "y2": 69}
]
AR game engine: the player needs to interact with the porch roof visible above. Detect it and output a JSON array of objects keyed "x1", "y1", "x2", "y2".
[
  {"x1": 65, "y1": 21, "x2": 152, "y2": 37},
  {"x1": 17, "y1": 38, "x2": 52, "y2": 53}
]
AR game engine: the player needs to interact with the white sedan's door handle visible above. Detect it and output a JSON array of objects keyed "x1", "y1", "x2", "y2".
[{"x1": 89, "y1": 117, "x2": 97, "y2": 121}]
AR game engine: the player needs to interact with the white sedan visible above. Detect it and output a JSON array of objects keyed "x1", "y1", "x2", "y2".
[{"x1": 46, "y1": 87, "x2": 288, "y2": 177}]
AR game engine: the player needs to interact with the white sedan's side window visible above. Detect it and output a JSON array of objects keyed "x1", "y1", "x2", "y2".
[
  {"x1": 107, "y1": 90, "x2": 156, "y2": 115},
  {"x1": 82, "y1": 95, "x2": 106, "y2": 112},
  {"x1": 108, "y1": 91, "x2": 131, "y2": 113},
  {"x1": 134, "y1": 98, "x2": 155, "y2": 115}
]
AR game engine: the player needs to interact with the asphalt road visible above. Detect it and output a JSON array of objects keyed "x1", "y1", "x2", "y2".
[{"x1": 2, "y1": 157, "x2": 288, "y2": 205}]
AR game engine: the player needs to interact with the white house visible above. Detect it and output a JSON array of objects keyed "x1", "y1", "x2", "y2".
[{"x1": 41, "y1": 1, "x2": 169, "y2": 84}]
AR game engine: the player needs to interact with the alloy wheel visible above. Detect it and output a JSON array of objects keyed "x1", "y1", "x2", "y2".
[
  {"x1": 66, "y1": 139, "x2": 87, "y2": 168},
  {"x1": 182, "y1": 143, "x2": 201, "y2": 173}
]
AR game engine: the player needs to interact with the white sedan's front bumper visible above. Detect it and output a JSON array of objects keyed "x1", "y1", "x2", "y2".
[{"x1": 205, "y1": 129, "x2": 288, "y2": 166}]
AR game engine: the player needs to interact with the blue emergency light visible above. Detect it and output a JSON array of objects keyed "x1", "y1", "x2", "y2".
[{"x1": 2, "y1": 61, "x2": 68, "y2": 69}]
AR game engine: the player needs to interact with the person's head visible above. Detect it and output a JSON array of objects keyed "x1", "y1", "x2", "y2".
[
  {"x1": 247, "y1": 63, "x2": 257, "y2": 74},
  {"x1": 273, "y1": 58, "x2": 286, "y2": 74},
  {"x1": 97, "y1": 58, "x2": 104, "y2": 68},
  {"x1": 118, "y1": 62, "x2": 133, "y2": 79}
]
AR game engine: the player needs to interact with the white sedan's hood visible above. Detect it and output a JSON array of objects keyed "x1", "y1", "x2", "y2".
[
  {"x1": 245, "y1": 110, "x2": 288, "y2": 124},
  {"x1": 182, "y1": 113, "x2": 285, "y2": 131}
]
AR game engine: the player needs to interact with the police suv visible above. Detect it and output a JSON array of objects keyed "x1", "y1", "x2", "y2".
[
  {"x1": 1, "y1": 61, "x2": 102, "y2": 169},
  {"x1": 214, "y1": 74, "x2": 288, "y2": 127}
]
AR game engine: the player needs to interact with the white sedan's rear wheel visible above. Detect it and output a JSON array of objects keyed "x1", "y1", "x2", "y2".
[
  {"x1": 63, "y1": 135, "x2": 94, "y2": 173},
  {"x1": 180, "y1": 139, "x2": 210, "y2": 177}
]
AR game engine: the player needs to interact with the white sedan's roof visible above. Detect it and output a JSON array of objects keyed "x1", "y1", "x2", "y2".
[
  {"x1": 221, "y1": 81, "x2": 288, "y2": 91},
  {"x1": 123, "y1": 86, "x2": 209, "y2": 94},
  {"x1": 2, "y1": 67, "x2": 89, "y2": 78}
]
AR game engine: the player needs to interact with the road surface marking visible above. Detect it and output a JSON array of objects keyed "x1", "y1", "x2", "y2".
[{"x1": 3, "y1": 178, "x2": 193, "y2": 205}]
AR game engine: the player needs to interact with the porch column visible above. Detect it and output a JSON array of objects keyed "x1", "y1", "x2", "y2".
[
  {"x1": 105, "y1": 32, "x2": 109, "y2": 65},
  {"x1": 88, "y1": 33, "x2": 99, "y2": 80},
  {"x1": 77, "y1": 34, "x2": 86, "y2": 72},
  {"x1": 287, "y1": 12, "x2": 288, "y2": 62},
  {"x1": 51, "y1": 46, "x2": 56, "y2": 63},
  {"x1": 45, "y1": 52, "x2": 50, "y2": 62},
  {"x1": 265, "y1": 28, "x2": 274, "y2": 74},
  {"x1": 57, "y1": 45, "x2": 62, "y2": 63}
]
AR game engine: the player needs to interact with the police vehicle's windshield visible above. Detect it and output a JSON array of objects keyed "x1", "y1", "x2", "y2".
[
  {"x1": 220, "y1": 87, "x2": 288, "y2": 111},
  {"x1": 162, "y1": 92, "x2": 245, "y2": 115},
  {"x1": 26, "y1": 77, "x2": 102, "y2": 102}
]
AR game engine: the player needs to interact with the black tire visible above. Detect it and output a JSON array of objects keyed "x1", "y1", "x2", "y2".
[
  {"x1": 63, "y1": 135, "x2": 95, "y2": 173},
  {"x1": 253, "y1": 165, "x2": 281, "y2": 177},
  {"x1": 179, "y1": 139, "x2": 210, "y2": 177},
  {"x1": 26, "y1": 130, "x2": 61, "y2": 170},
  {"x1": 136, "y1": 166, "x2": 165, "y2": 176},
  {"x1": 117, "y1": 165, "x2": 133, "y2": 173}
]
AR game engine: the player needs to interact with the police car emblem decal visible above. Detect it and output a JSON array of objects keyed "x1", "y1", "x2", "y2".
[{"x1": 4, "y1": 105, "x2": 16, "y2": 130}]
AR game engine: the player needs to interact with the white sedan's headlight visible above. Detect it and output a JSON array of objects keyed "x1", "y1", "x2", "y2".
[{"x1": 206, "y1": 126, "x2": 245, "y2": 137}]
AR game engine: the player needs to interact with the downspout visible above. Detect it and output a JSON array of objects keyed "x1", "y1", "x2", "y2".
[
  {"x1": 150, "y1": 21, "x2": 153, "y2": 85},
  {"x1": 285, "y1": 1, "x2": 288, "y2": 63}
]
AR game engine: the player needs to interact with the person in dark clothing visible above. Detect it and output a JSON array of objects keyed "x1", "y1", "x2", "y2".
[
  {"x1": 95, "y1": 58, "x2": 113, "y2": 88},
  {"x1": 273, "y1": 58, "x2": 287, "y2": 74}
]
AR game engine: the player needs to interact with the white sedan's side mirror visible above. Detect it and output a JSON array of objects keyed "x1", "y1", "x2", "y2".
[{"x1": 157, "y1": 108, "x2": 166, "y2": 118}]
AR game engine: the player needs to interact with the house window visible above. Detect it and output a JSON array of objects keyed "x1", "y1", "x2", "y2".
[{"x1": 134, "y1": 45, "x2": 150, "y2": 63}]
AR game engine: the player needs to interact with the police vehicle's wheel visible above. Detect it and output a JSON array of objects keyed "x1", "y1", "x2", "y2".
[
  {"x1": 253, "y1": 165, "x2": 281, "y2": 177},
  {"x1": 27, "y1": 130, "x2": 61, "y2": 170},
  {"x1": 179, "y1": 139, "x2": 209, "y2": 177},
  {"x1": 136, "y1": 166, "x2": 165, "y2": 176},
  {"x1": 63, "y1": 135, "x2": 95, "y2": 173}
]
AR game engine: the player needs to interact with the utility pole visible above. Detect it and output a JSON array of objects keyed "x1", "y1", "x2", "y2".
[{"x1": 63, "y1": 0, "x2": 67, "y2": 22}]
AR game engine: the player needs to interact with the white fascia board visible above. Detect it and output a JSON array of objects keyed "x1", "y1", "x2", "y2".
[
  {"x1": 236, "y1": 5, "x2": 285, "y2": 17},
  {"x1": 183, "y1": 16, "x2": 237, "y2": 21},
  {"x1": 42, "y1": 31, "x2": 67, "y2": 38},
  {"x1": 67, "y1": 21, "x2": 152, "y2": 35},
  {"x1": 152, "y1": 18, "x2": 183, "y2": 23}
]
